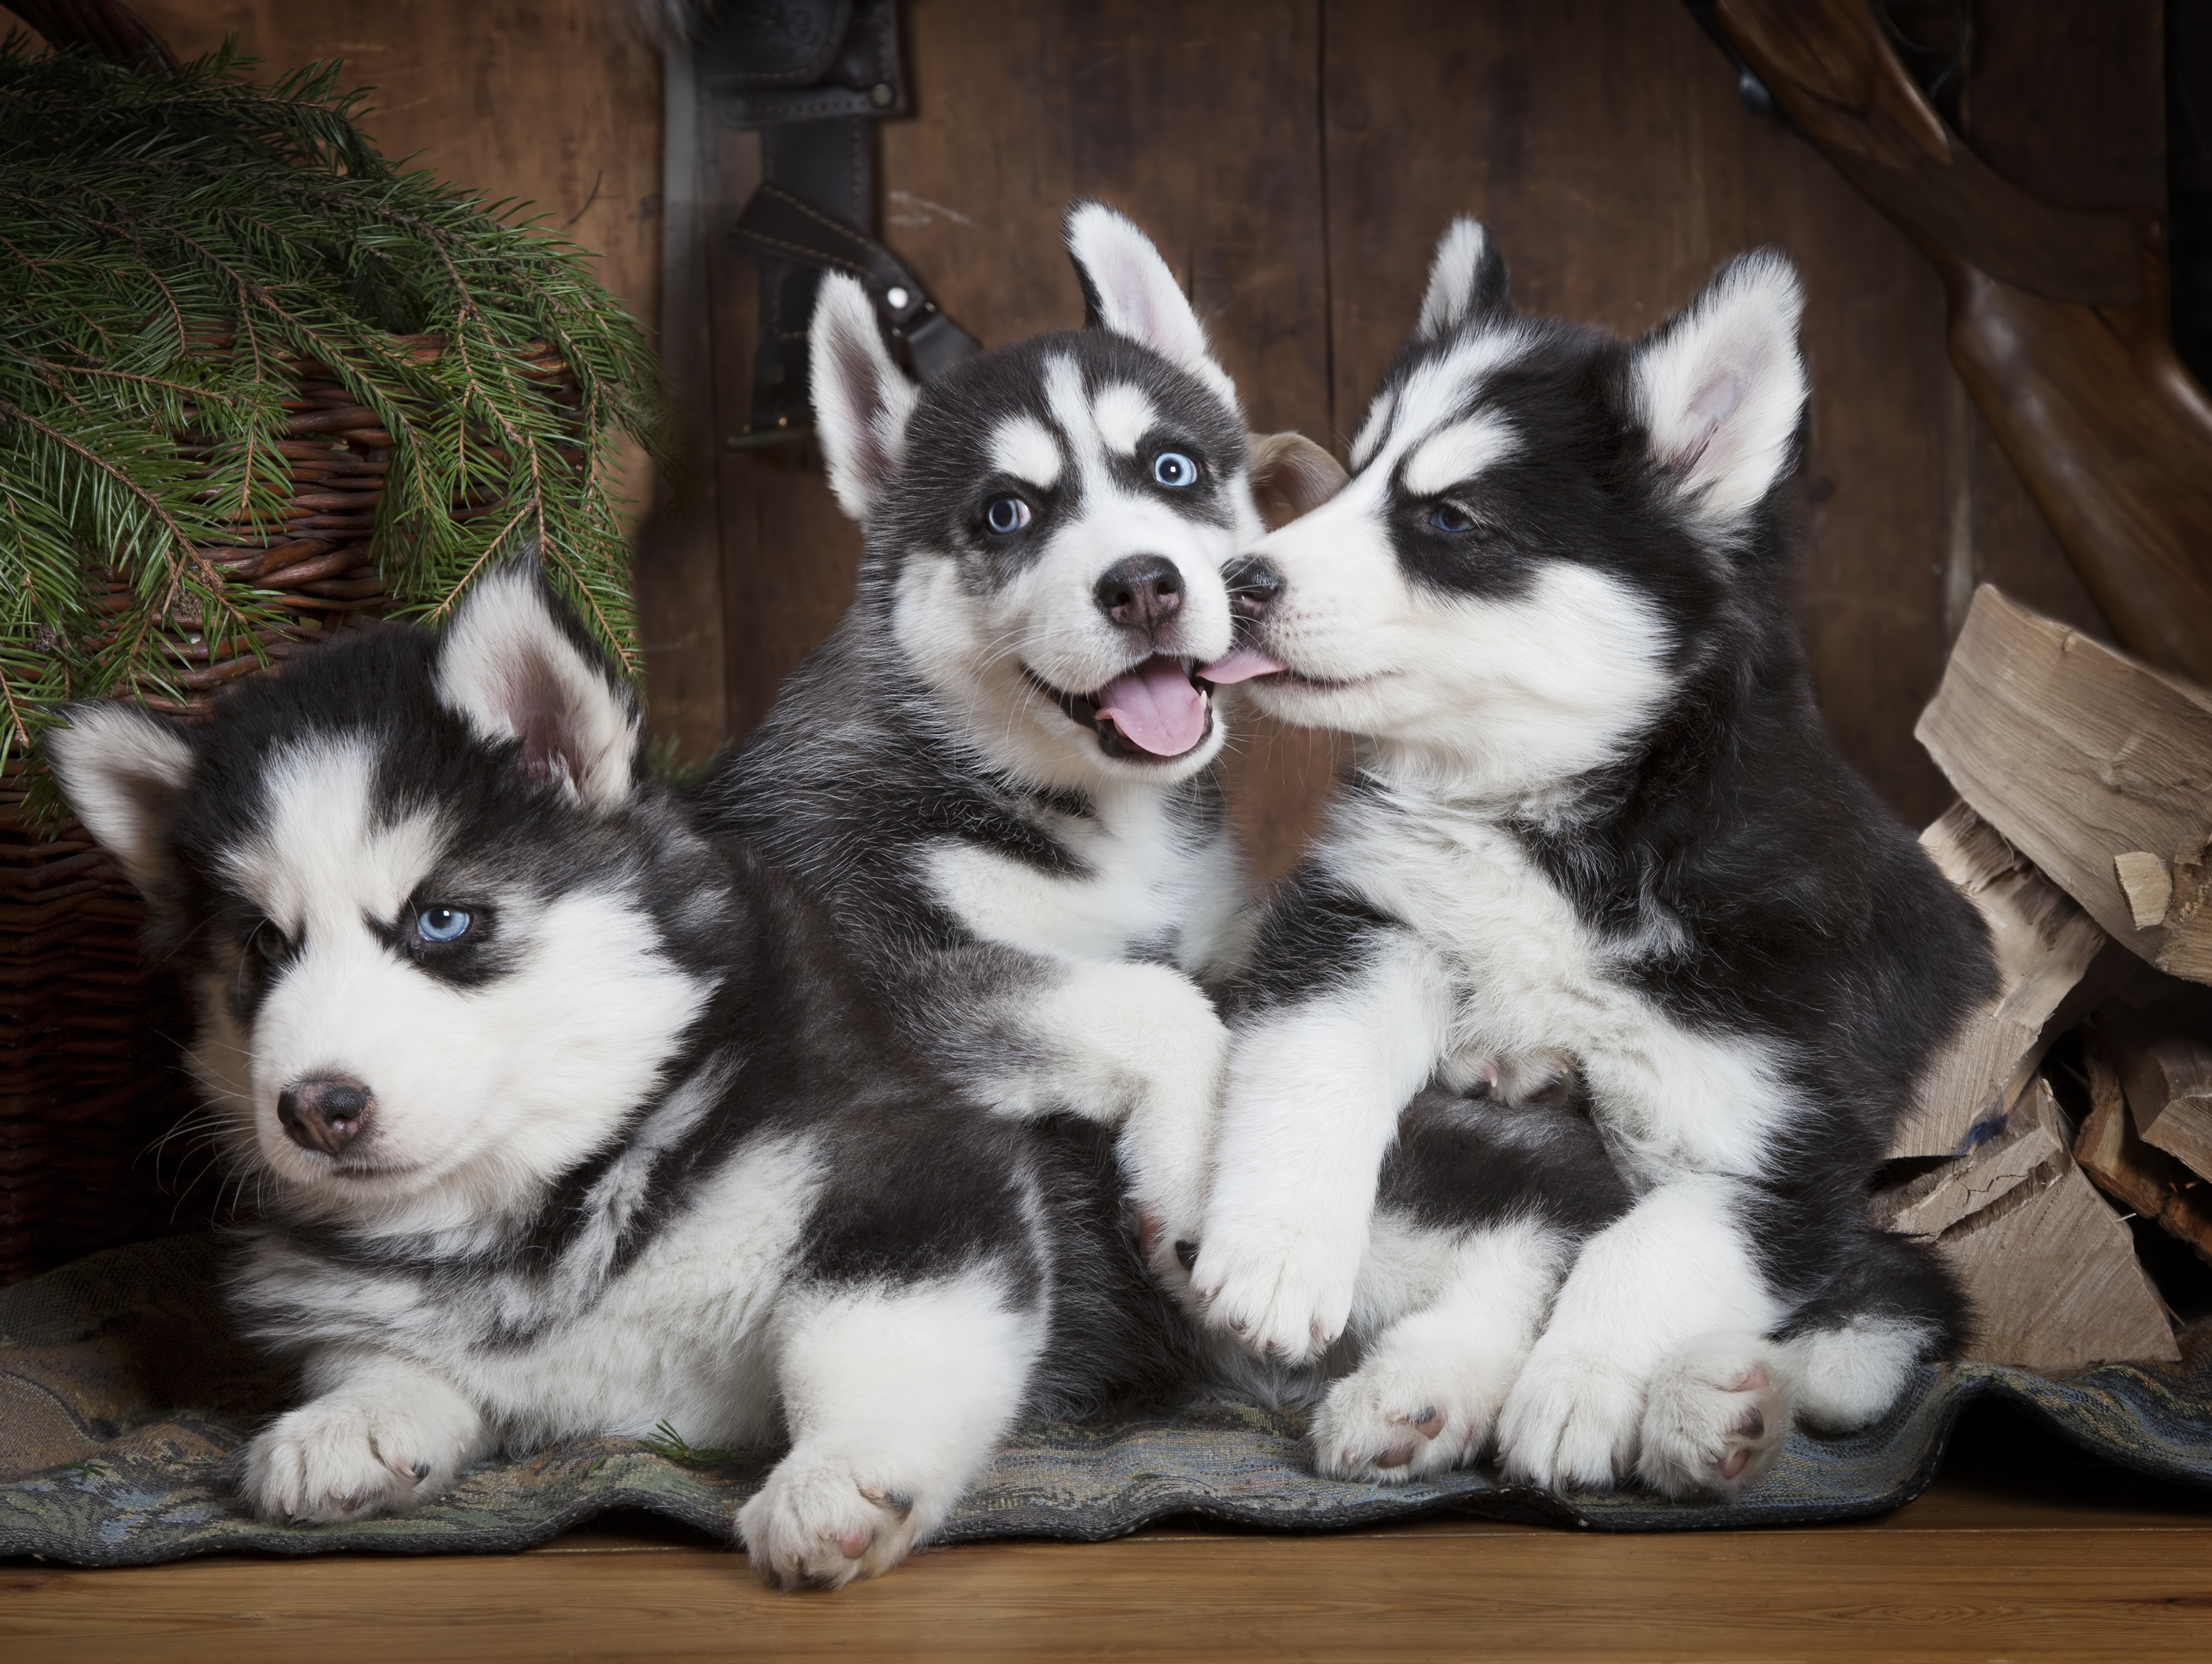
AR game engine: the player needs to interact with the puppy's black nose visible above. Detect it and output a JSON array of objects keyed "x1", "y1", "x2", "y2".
[
  {"x1": 277, "y1": 1078, "x2": 371, "y2": 1156},
  {"x1": 1094, "y1": 555, "x2": 1184, "y2": 634},
  {"x1": 1222, "y1": 556, "x2": 1284, "y2": 619}
]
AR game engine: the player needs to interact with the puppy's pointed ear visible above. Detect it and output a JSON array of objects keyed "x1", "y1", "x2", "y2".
[
  {"x1": 1416, "y1": 218, "x2": 1510, "y2": 340},
  {"x1": 1635, "y1": 251, "x2": 1807, "y2": 521},
  {"x1": 436, "y1": 560, "x2": 641, "y2": 811},
  {"x1": 810, "y1": 272, "x2": 919, "y2": 520},
  {"x1": 1247, "y1": 431, "x2": 1348, "y2": 529},
  {"x1": 44, "y1": 704, "x2": 193, "y2": 895},
  {"x1": 1064, "y1": 201, "x2": 1239, "y2": 410}
]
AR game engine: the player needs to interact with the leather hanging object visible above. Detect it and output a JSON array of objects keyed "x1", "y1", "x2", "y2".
[{"x1": 693, "y1": 0, "x2": 978, "y2": 446}]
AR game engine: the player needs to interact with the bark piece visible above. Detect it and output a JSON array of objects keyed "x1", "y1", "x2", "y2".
[
  {"x1": 1892, "y1": 802, "x2": 2111, "y2": 1157},
  {"x1": 1929, "y1": 1080, "x2": 2180, "y2": 1369},
  {"x1": 1915, "y1": 586, "x2": 2212, "y2": 985}
]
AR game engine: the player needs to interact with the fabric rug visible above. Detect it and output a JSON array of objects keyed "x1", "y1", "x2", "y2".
[{"x1": 2, "y1": 1234, "x2": 2209, "y2": 1566}]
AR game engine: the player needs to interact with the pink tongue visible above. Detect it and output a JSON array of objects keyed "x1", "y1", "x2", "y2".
[
  {"x1": 1197, "y1": 647, "x2": 1286, "y2": 685},
  {"x1": 1095, "y1": 657, "x2": 1209, "y2": 756}
]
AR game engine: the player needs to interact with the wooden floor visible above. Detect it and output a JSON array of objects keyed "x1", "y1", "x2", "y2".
[{"x1": 7, "y1": 1406, "x2": 2211, "y2": 1662}]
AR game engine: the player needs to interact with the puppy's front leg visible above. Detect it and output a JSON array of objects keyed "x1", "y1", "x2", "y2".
[
  {"x1": 1314, "y1": 1218, "x2": 1569, "y2": 1482},
  {"x1": 243, "y1": 1349, "x2": 493, "y2": 1524},
  {"x1": 961, "y1": 955, "x2": 1227, "y2": 1284},
  {"x1": 1194, "y1": 930, "x2": 1453, "y2": 1363},
  {"x1": 741, "y1": 1269, "x2": 1038, "y2": 1588},
  {"x1": 1497, "y1": 1174, "x2": 1791, "y2": 1500}
]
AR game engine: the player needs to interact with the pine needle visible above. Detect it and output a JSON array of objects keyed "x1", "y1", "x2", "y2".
[{"x1": 0, "y1": 36, "x2": 664, "y2": 777}]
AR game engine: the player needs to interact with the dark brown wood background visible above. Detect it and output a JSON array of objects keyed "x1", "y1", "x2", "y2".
[{"x1": 127, "y1": 0, "x2": 2148, "y2": 879}]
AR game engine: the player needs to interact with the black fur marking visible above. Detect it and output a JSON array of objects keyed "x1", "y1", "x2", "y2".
[
  {"x1": 1230, "y1": 866, "x2": 1397, "y2": 1017},
  {"x1": 1379, "y1": 1089, "x2": 1631, "y2": 1243}
]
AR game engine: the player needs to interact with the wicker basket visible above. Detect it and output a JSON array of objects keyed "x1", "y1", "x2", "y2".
[{"x1": 0, "y1": 338, "x2": 583, "y2": 1285}]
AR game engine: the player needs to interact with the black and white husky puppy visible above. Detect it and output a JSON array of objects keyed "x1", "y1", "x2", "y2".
[
  {"x1": 47, "y1": 566, "x2": 1204, "y2": 1587},
  {"x1": 697, "y1": 204, "x2": 1332, "y2": 1276},
  {"x1": 1191, "y1": 222, "x2": 1995, "y2": 1499}
]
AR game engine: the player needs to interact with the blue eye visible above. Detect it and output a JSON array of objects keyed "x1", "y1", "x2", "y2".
[
  {"x1": 416, "y1": 905, "x2": 471, "y2": 944},
  {"x1": 985, "y1": 495, "x2": 1032, "y2": 534},
  {"x1": 1152, "y1": 451, "x2": 1197, "y2": 488},
  {"x1": 1430, "y1": 501, "x2": 1478, "y2": 534}
]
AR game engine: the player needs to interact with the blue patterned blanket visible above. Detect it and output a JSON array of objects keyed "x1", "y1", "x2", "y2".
[{"x1": 4, "y1": 1234, "x2": 2208, "y2": 1565}]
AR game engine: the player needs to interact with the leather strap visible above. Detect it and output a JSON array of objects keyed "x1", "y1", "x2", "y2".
[
  {"x1": 732, "y1": 183, "x2": 980, "y2": 385},
  {"x1": 686, "y1": 0, "x2": 974, "y2": 443}
]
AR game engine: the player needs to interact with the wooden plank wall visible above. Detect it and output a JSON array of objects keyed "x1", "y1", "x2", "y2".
[{"x1": 104, "y1": 1, "x2": 2128, "y2": 875}]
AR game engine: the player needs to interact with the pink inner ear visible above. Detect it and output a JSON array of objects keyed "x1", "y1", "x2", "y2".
[
  {"x1": 519, "y1": 711, "x2": 564, "y2": 784},
  {"x1": 1676, "y1": 372, "x2": 1746, "y2": 471}
]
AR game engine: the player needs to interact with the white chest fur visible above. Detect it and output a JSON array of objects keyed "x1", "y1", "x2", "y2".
[
  {"x1": 1331, "y1": 791, "x2": 1788, "y2": 1184},
  {"x1": 924, "y1": 786, "x2": 1237, "y2": 973}
]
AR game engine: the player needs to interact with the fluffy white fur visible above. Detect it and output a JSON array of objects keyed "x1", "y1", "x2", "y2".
[
  {"x1": 1314, "y1": 1217, "x2": 1568, "y2": 1482},
  {"x1": 811, "y1": 271, "x2": 922, "y2": 519},
  {"x1": 436, "y1": 563, "x2": 639, "y2": 810},
  {"x1": 796, "y1": 214, "x2": 1271, "y2": 1291},
  {"x1": 1195, "y1": 933, "x2": 1453, "y2": 1361},
  {"x1": 194, "y1": 737, "x2": 707, "y2": 1221},
  {"x1": 1634, "y1": 252, "x2": 1807, "y2": 524},
  {"x1": 55, "y1": 573, "x2": 1081, "y2": 1591},
  {"x1": 931, "y1": 787, "x2": 1239, "y2": 1252},
  {"x1": 1496, "y1": 1176, "x2": 1786, "y2": 1495},
  {"x1": 740, "y1": 1268, "x2": 1041, "y2": 1588},
  {"x1": 881, "y1": 357, "x2": 1255, "y2": 797},
  {"x1": 990, "y1": 413, "x2": 1063, "y2": 488},
  {"x1": 44, "y1": 702, "x2": 192, "y2": 891},
  {"x1": 1064, "y1": 200, "x2": 1238, "y2": 410},
  {"x1": 1416, "y1": 216, "x2": 1497, "y2": 341}
]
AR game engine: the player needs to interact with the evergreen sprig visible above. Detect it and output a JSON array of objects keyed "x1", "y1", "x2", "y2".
[{"x1": 0, "y1": 37, "x2": 663, "y2": 774}]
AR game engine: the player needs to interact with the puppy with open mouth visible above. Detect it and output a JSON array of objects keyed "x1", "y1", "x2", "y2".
[{"x1": 697, "y1": 203, "x2": 1335, "y2": 1279}]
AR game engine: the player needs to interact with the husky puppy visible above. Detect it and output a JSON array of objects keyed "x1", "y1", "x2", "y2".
[
  {"x1": 1191, "y1": 222, "x2": 1995, "y2": 1499},
  {"x1": 47, "y1": 566, "x2": 1206, "y2": 1587},
  {"x1": 696, "y1": 204, "x2": 1332, "y2": 1276}
]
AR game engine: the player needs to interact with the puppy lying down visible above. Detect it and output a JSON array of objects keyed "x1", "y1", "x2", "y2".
[{"x1": 49, "y1": 566, "x2": 1212, "y2": 1587}]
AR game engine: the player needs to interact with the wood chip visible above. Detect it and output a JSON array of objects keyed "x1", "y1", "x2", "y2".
[
  {"x1": 1915, "y1": 585, "x2": 2212, "y2": 984},
  {"x1": 2115, "y1": 852, "x2": 2176, "y2": 928}
]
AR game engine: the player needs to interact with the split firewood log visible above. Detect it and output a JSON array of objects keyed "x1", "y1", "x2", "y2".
[
  {"x1": 1877, "y1": 1078, "x2": 2180, "y2": 1370},
  {"x1": 1917, "y1": 586, "x2": 2212, "y2": 985},
  {"x1": 2093, "y1": 992, "x2": 2212, "y2": 1181},
  {"x1": 2074, "y1": 1038, "x2": 2212, "y2": 1267}
]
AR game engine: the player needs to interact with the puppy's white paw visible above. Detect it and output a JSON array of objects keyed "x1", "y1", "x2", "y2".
[
  {"x1": 1636, "y1": 1336, "x2": 1792, "y2": 1500},
  {"x1": 1496, "y1": 1344, "x2": 1646, "y2": 1495},
  {"x1": 243, "y1": 1393, "x2": 474, "y2": 1524},
  {"x1": 739, "y1": 1452, "x2": 936, "y2": 1590},
  {"x1": 1191, "y1": 1217, "x2": 1360, "y2": 1365},
  {"x1": 1311, "y1": 1354, "x2": 1498, "y2": 1484}
]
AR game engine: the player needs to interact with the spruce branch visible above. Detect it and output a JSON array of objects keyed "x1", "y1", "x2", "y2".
[{"x1": 0, "y1": 37, "x2": 664, "y2": 779}]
